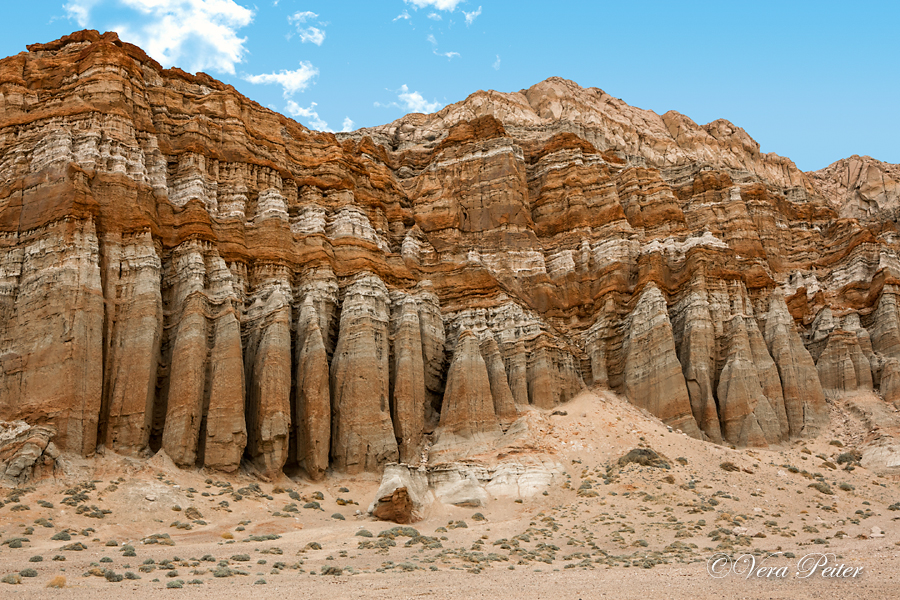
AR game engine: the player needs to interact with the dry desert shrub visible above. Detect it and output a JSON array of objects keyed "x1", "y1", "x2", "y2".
[{"x1": 46, "y1": 575, "x2": 66, "y2": 588}]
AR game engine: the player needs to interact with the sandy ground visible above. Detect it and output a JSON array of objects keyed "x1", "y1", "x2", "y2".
[{"x1": 1, "y1": 389, "x2": 899, "y2": 599}]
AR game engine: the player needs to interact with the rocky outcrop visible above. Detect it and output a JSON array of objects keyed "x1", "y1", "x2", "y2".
[
  {"x1": 480, "y1": 336, "x2": 518, "y2": 430},
  {"x1": 4, "y1": 29, "x2": 900, "y2": 479},
  {"x1": 811, "y1": 155, "x2": 900, "y2": 224},
  {"x1": 427, "y1": 457, "x2": 563, "y2": 506},
  {"x1": 0, "y1": 421, "x2": 59, "y2": 486},
  {"x1": 99, "y1": 231, "x2": 162, "y2": 457},
  {"x1": 293, "y1": 298, "x2": 330, "y2": 480},
  {"x1": 623, "y1": 285, "x2": 700, "y2": 436},
  {"x1": 390, "y1": 297, "x2": 427, "y2": 464},
  {"x1": 158, "y1": 242, "x2": 247, "y2": 471},
  {"x1": 760, "y1": 292, "x2": 828, "y2": 438},
  {"x1": 881, "y1": 360, "x2": 900, "y2": 407},
  {"x1": 717, "y1": 316, "x2": 783, "y2": 447},
  {"x1": 368, "y1": 463, "x2": 431, "y2": 523},
  {"x1": 329, "y1": 275, "x2": 398, "y2": 473},
  {"x1": 670, "y1": 288, "x2": 721, "y2": 442},
  {"x1": 0, "y1": 218, "x2": 104, "y2": 457},
  {"x1": 432, "y1": 330, "x2": 502, "y2": 457},
  {"x1": 243, "y1": 277, "x2": 293, "y2": 475},
  {"x1": 816, "y1": 329, "x2": 873, "y2": 399}
]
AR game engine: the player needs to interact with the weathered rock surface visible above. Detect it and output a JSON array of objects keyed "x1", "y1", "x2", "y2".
[
  {"x1": 428, "y1": 457, "x2": 564, "y2": 506},
  {"x1": 390, "y1": 296, "x2": 427, "y2": 464},
  {"x1": 623, "y1": 285, "x2": 700, "y2": 436},
  {"x1": 811, "y1": 155, "x2": 900, "y2": 224},
  {"x1": 0, "y1": 421, "x2": 58, "y2": 486},
  {"x1": 2, "y1": 30, "x2": 900, "y2": 479},
  {"x1": 293, "y1": 298, "x2": 330, "y2": 480},
  {"x1": 368, "y1": 456, "x2": 563, "y2": 521},
  {"x1": 432, "y1": 330, "x2": 502, "y2": 458},
  {"x1": 330, "y1": 274, "x2": 399, "y2": 473},
  {"x1": 760, "y1": 292, "x2": 829, "y2": 437},
  {"x1": 368, "y1": 463, "x2": 431, "y2": 523}
]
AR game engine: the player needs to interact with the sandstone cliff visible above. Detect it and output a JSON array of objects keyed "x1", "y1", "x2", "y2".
[{"x1": 1, "y1": 31, "x2": 898, "y2": 479}]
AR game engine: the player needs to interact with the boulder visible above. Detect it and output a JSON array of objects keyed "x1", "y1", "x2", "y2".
[{"x1": 368, "y1": 464, "x2": 431, "y2": 523}]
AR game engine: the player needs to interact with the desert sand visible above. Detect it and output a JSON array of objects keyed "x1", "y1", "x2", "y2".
[{"x1": 2, "y1": 389, "x2": 898, "y2": 599}]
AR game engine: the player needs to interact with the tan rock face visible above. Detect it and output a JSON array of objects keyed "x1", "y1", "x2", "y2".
[
  {"x1": 0, "y1": 421, "x2": 58, "y2": 486},
  {"x1": 390, "y1": 297, "x2": 427, "y2": 464},
  {"x1": 433, "y1": 330, "x2": 502, "y2": 456},
  {"x1": 329, "y1": 274, "x2": 398, "y2": 473},
  {"x1": 717, "y1": 316, "x2": 783, "y2": 447},
  {"x1": 293, "y1": 298, "x2": 330, "y2": 480},
  {"x1": 157, "y1": 241, "x2": 247, "y2": 471},
  {"x1": 480, "y1": 337, "x2": 518, "y2": 430},
  {"x1": 811, "y1": 155, "x2": 900, "y2": 223},
  {"x1": 2, "y1": 30, "x2": 899, "y2": 476},
  {"x1": 99, "y1": 231, "x2": 162, "y2": 456},
  {"x1": 760, "y1": 293, "x2": 828, "y2": 438},
  {"x1": 368, "y1": 464, "x2": 430, "y2": 523},
  {"x1": 623, "y1": 285, "x2": 700, "y2": 437},
  {"x1": 816, "y1": 329, "x2": 873, "y2": 399},
  {"x1": 0, "y1": 218, "x2": 104, "y2": 457}
]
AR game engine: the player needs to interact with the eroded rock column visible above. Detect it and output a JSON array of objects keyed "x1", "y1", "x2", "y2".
[
  {"x1": 294, "y1": 297, "x2": 330, "y2": 480},
  {"x1": 623, "y1": 284, "x2": 700, "y2": 436},
  {"x1": 330, "y1": 274, "x2": 398, "y2": 472}
]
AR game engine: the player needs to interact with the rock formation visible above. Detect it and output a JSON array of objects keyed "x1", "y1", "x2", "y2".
[
  {"x1": 0, "y1": 421, "x2": 59, "y2": 486},
  {"x1": 2, "y1": 30, "x2": 900, "y2": 479},
  {"x1": 431, "y1": 330, "x2": 502, "y2": 457},
  {"x1": 368, "y1": 464, "x2": 431, "y2": 523},
  {"x1": 623, "y1": 285, "x2": 700, "y2": 436},
  {"x1": 293, "y1": 298, "x2": 330, "y2": 480},
  {"x1": 329, "y1": 275, "x2": 398, "y2": 473}
]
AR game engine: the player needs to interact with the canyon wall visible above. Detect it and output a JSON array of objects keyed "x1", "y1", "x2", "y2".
[{"x1": 1, "y1": 31, "x2": 898, "y2": 477}]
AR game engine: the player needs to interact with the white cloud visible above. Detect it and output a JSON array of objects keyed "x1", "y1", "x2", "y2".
[
  {"x1": 289, "y1": 11, "x2": 317, "y2": 23},
  {"x1": 286, "y1": 100, "x2": 330, "y2": 131},
  {"x1": 404, "y1": 0, "x2": 463, "y2": 11},
  {"x1": 427, "y1": 34, "x2": 437, "y2": 45},
  {"x1": 341, "y1": 117, "x2": 355, "y2": 132},
  {"x1": 244, "y1": 62, "x2": 318, "y2": 97},
  {"x1": 288, "y1": 10, "x2": 325, "y2": 45},
  {"x1": 427, "y1": 12, "x2": 441, "y2": 20},
  {"x1": 463, "y1": 5, "x2": 481, "y2": 25},
  {"x1": 298, "y1": 26, "x2": 325, "y2": 45},
  {"x1": 493, "y1": 55, "x2": 501, "y2": 70},
  {"x1": 64, "y1": 0, "x2": 100, "y2": 26},
  {"x1": 66, "y1": 0, "x2": 255, "y2": 75},
  {"x1": 393, "y1": 10, "x2": 411, "y2": 21},
  {"x1": 434, "y1": 50, "x2": 459, "y2": 60},
  {"x1": 397, "y1": 85, "x2": 442, "y2": 113}
]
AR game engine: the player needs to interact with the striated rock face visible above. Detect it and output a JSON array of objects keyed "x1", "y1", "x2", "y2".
[
  {"x1": 158, "y1": 241, "x2": 247, "y2": 471},
  {"x1": 100, "y1": 231, "x2": 162, "y2": 457},
  {"x1": 3, "y1": 29, "x2": 900, "y2": 478},
  {"x1": 623, "y1": 285, "x2": 699, "y2": 436},
  {"x1": 432, "y1": 330, "x2": 502, "y2": 457},
  {"x1": 811, "y1": 156, "x2": 900, "y2": 224},
  {"x1": 759, "y1": 292, "x2": 829, "y2": 437},
  {"x1": 0, "y1": 421, "x2": 59, "y2": 486},
  {"x1": 293, "y1": 298, "x2": 330, "y2": 480},
  {"x1": 330, "y1": 274, "x2": 398, "y2": 473},
  {"x1": 716, "y1": 315, "x2": 783, "y2": 447},
  {"x1": 390, "y1": 296, "x2": 427, "y2": 464}
]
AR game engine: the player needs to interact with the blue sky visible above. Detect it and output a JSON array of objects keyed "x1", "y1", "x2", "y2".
[{"x1": 3, "y1": 1, "x2": 898, "y2": 171}]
